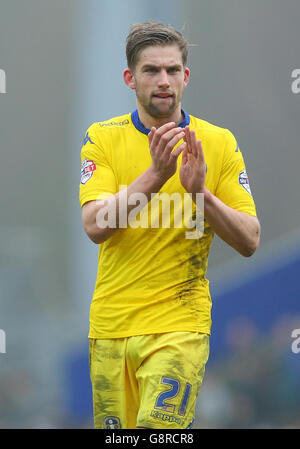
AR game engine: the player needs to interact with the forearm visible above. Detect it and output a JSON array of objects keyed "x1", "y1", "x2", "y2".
[
  {"x1": 82, "y1": 166, "x2": 166, "y2": 244},
  {"x1": 197, "y1": 188, "x2": 260, "y2": 257},
  {"x1": 83, "y1": 122, "x2": 187, "y2": 244}
]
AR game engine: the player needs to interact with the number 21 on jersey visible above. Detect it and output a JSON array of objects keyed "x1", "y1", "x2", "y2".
[{"x1": 154, "y1": 376, "x2": 192, "y2": 416}]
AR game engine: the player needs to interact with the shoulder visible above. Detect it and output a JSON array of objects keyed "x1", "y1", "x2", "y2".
[
  {"x1": 189, "y1": 114, "x2": 236, "y2": 141},
  {"x1": 189, "y1": 114, "x2": 240, "y2": 159},
  {"x1": 81, "y1": 113, "x2": 134, "y2": 159},
  {"x1": 97, "y1": 113, "x2": 131, "y2": 129},
  {"x1": 85, "y1": 113, "x2": 132, "y2": 138}
]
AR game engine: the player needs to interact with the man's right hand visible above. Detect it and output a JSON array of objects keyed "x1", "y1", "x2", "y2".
[
  {"x1": 148, "y1": 122, "x2": 186, "y2": 182},
  {"x1": 82, "y1": 123, "x2": 186, "y2": 245}
]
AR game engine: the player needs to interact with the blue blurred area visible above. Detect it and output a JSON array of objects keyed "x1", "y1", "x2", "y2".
[
  {"x1": 62, "y1": 248, "x2": 300, "y2": 427},
  {"x1": 62, "y1": 341, "x2": 93, "y2": 427},
  {"x1": 210, "y1": 250, "x2": 300, "y2": 359},
  {"x1": 195, "y1": 247, "x2": 300, "y2": 428}
]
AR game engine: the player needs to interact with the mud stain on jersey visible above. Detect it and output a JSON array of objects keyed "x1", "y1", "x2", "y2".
[{"x1": 175, "y1": 221, "x2": 214, "y2": 310}]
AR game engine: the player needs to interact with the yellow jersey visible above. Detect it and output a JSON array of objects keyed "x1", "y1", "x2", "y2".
[{"x1": 79, "y1": 110, "x2": 257, "y2": 338}]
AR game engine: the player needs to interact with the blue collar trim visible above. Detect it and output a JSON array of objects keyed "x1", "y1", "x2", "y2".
[{"x1": 131, "y1": 109, "x2": 190, "y2": 135}]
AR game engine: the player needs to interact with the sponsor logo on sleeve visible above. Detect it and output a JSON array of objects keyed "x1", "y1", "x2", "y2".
[
  {"x1": 239, "y1": 169, "x2": 252, "y2": 196},
  {"x1": 99, "y1": 119, "x2": 129, "y2": 127},
  {"x1": 81, "y1": 158, "x2": 96, "y2": 184}
]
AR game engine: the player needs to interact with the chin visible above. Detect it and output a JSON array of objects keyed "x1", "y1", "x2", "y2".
[{"x1": 148, "y1": 104, "x2": 177, "y2": 119}]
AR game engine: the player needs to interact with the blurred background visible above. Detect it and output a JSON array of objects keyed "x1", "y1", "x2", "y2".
[{"x1": 0, "y1": 0, "x2": 299, "y2": 428}]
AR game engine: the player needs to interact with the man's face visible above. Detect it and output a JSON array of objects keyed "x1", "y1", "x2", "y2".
[{"x1": 130, "y1": 45, "x2": 190, "y2": 119}]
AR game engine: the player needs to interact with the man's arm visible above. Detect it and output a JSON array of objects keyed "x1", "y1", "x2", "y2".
[
  {"x1": 180, "y1": 126, "x2": 260, "y2": 257},
  {"x1": 82, "y1": 122, "x2": 186, "y2": 244},
  {"x1": 82, "y1": 166, "x2": 165, "y2": 244},
  {"x1": 202, "y1": 188, "x2": 260, "y2": 257}
]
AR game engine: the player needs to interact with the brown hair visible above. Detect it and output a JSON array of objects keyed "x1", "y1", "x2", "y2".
[{"x1": 126, "y1": 20, "x2": 188, "y2": 71}]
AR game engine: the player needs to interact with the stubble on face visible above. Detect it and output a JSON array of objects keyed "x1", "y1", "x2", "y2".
[
  {"x1": 134, "y1": 80, "x2": 179, "y2": 119},
  {"x1": 132, "y1": 45, "x2": 187, "y2": 122}
]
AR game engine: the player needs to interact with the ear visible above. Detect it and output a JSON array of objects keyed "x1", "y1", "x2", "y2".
[
  {"x1": 183, "y1": 67, "x2": 190, "y2": 88},
  {"x1": 123, "y1": 68, "x2": 136, "y2": 90}
]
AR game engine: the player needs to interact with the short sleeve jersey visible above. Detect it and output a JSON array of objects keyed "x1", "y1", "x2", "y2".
[{"x1": 79, "y1": 110, "x2": 257, "y2": 338}]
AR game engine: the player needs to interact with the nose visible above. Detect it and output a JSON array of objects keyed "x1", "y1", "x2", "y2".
[{"x1": 157, "y1": 69, "x2": 170, "y2": 88}]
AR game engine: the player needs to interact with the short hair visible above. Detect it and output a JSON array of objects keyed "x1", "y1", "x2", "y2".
[{"x1": 126, "y1": 20, "x2": 188, "y2": 71}]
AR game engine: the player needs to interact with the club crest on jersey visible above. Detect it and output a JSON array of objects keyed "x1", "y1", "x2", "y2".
[
  {"x1": 81, "y1": 158, "x2": 96, "y2": 184},
  {"x1": 103, "y1": 416, "x2": 122, "y2": 429},
  {"x1": 239, "y1": 169, "x2": 252, "y2": 196}
]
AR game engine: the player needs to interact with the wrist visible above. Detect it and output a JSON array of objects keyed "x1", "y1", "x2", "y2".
[
  {"x1": 147, "y1": 166, "x2": 168, "y2": 188},
  {"x1": 191, "y1": 186, "x2": 211, "y2": 203},
  {"x1": 202, "y1": 186, "x2": 212, "y2": 201}
]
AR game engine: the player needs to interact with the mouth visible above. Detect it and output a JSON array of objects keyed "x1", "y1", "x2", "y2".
[{"x1": 152, "y1": 92, "x2": 174, "y2": 99}]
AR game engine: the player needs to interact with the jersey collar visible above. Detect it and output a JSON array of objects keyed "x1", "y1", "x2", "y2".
[{"x1": 131, "y1": 109, "x2": 190, "y2": 135}]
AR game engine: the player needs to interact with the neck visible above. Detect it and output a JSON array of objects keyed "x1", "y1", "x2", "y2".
[{"x1": 137, "y1": 105, "x2": 184, "y2": 129}]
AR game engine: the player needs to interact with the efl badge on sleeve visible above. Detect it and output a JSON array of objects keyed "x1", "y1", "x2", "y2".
[
  {"x1": 81, "y1": 158, "x2": 96, "y2": 184},
  {"x1": 239, "y1": 169, "x2": 252, "y2": 196}
]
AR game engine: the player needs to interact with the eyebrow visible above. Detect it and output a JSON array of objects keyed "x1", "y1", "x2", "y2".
[{"x1": 141, "y1": 63, "x2": 182, "y2": 71}]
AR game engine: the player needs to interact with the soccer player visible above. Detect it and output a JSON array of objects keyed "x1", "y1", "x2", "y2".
[{"x1": 79, "y1": 20, "x2": 260, "y2": 429}]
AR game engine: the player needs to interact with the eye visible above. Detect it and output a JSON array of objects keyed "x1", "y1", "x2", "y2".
[{"x1": 168, "y1": 67, "x2": 180, "y2": 73}]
